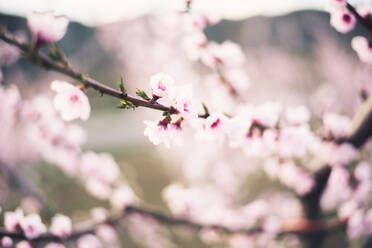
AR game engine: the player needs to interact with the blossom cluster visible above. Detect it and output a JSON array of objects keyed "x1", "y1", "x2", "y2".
[{"x1": 328, "y1": 0, "x2": 372, "y2": 63}]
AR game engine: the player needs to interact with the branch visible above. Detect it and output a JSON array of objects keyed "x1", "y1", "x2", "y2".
[
  {"x1": 0, "y1": 205, "x2": 346, "y2": 245},
  {"x1": 346, "y1": 3, "x2": 372, "y2": 36},
  {"x1": 0, "y1": 30, "x2": 177, "y2": 114}
]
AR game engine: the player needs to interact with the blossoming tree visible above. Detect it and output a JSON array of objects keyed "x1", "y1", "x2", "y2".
[{"x1": 1, "y1": 0, "x2": 372, "y2": 247}]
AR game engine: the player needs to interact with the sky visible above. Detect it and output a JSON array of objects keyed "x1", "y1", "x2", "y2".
[{"x1": 0, "y1": 0, "x2": 328, "y2": 26}]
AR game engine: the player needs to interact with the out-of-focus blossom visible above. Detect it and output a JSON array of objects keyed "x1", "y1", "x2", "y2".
[
  {"x1": 1, "y1": 236, "x2": 13, "y2": 248},
  {"x1": 4, "y1": 209, "x2": 24, "y2": 232},
  {"x1": 323, "y1": 112, "x2": 351, "y2": 138},
  {"x1": 182, "y1": 33, "x2": 207, "y2": 61},
  {"x1": 351, "y1": 36, "x2": 372, "y2": 64},
  {"x1": 77, "y1": 234, "x2": 102, "y2": 248},
  {"x1": 201, "y1": 41, "x2": 245, "y2": 69},
  {"x1": 199, "y1": 228, "x2": 222, "y2": 244},
  {"x1": 50, "y1": 215, "x2": 72, "y2": 238},
  {"x1": 45, "y1": 243, "x2": 66, "y2": 248},
  {"x1": 95, "y1": 224, "x2": 118, "y2": 244},
  {"x1": 16, "y1": 241, "x2": 32, "y2": 248},
  {"x1": 223, "y1": 68, "x2": 250, "y2": 92},
  {"x1": 252, "y1": 102, "x2": 281, "y2": 128},
  {"x1": 357, "y1": 4, "x2": 372, "y2": 18},
  {"x1": 20, "y1": 214, "x2": 47, "y2": 239},
  {"x1": 330, "y1": 8, "x2": 356, "y2": 33},
  {"x1": 51, "y1": 80, "x2": 90, "y2": 121},
  {"x1": 285, "y1": 105, "x2": 310, "y2": 125},
  {"x1": 80, "y1": 152, "x2": 120, "y2": 199},
  {"x1": 149, "y1": 72, "x2": 174, "y2": 98},
  {"x1": 278, "y1": 162, "x2": 315, "y2": 195},
  {"x1": 80, "y1": 152, "x2": 119, "y2": 186},
  {"x1": 27, "y1": 11, "x2": 69, "y2": 46},
  {"x1": 110, "y1": 185, "x2": 138, "y2": 210},
  {"x1": 193, "y1": 112, "x2": 230, "y2": 141},
  {"x1": 321, "y1": 166, "x2": 353, "y2": 210},
  {"x1": 328, "y1": 0, "x2": 347, "y2": 10},
  {"x1": 338, "y1": 200, "x2": 358, "y2": 220},
  {"x1": 277, "y1": 124, "x2": 315, "y2": 158},
  {"x1": 354, "y1": 162, "x2": 372, "y2": 182}
]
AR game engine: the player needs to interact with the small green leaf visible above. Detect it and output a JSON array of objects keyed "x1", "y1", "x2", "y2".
[
  {"x1": 136, "y1": 88, "x2": 151, "y2": 101},
  {"x1": 117, "y1": 100, "x2": 136, "y2": 110},
  {"x1": 49, "y1": 43, "x2": 69, "y2": 66},
  {"x1": 118, "y1": 76, "x2": 127, "y2": 95}
]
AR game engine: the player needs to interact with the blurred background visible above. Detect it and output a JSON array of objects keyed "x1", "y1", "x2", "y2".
[{"x1": 1, "y1": 0, "x2": 372, "y2": 247}]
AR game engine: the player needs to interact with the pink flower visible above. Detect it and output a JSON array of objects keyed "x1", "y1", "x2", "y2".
[
  {"x1": 144, "y1": 118, "x2": 182, "y2": 148},
  {"x1": 95, "y1": 225, "x2": 118, "y2": 244},
  {"x1": 149, "y1": 72, "x2": 174, "y2": 98},
  {"x1": 77, "y1": 234, "x2": 102, "y2": 248},
  {"x1": 45, "y1": 243, "x2": 66, "y2": 248},
  {"x1": 252, "y1": 102, "x2": 282, "y2": 128},
  {"x1": 323, "y1": 112, "x2": 351, "y2": 138},
  {"x1": 278, "y1": 162, "x2": 315, "y2": 195},
  {"x1": 20, "y1": 214, "x2": 47, "y2": 239},
  {"x1": 182, "y1": 33, "x2": 207, "y2": 61},
  {"x1": 1, "y1": 237, "x2": 13, "y2": 248},
  {"x1": 330, "y1": 8, "x2": 356, "y2": 33},
  {"x1": 351, "y1": 36, "x2": 372, "y2": 64},
  {"x1": 4, "y1": 208, "x2": 24, "y2": 232},
  {"x1": 171, "y1": 84, "x2": 198, "y2": 120},
  {"x1": 51, "y1": 80, "x2": 90, "y2": 121},
  {"x1": 110, "y1": 185, "x2": 138, "y2": 210},
  {"x1": 285, "y1": 105, "x2": 310, "y2": 125},
  {"x1": 354, "y1": 162, "x2": 372, "y2": 181},
  {"x1": 27, "y1": 11, "x2": 69, "y2": 47},
  {"x1": 50, "y1": 215, "x2": 72, "y2": 238},
  {"x1": 328, "y1": 0, "x2": 347, "y2": 10},
  {"x1": 194, "y1": 112, "x2": 230, "y2": 141},
  {"x1": 16, "y1": 241, "x2": 32, "y2": 248},
  {"x1": 201, "y1": 41, "x2": 245, "y2": 69}
]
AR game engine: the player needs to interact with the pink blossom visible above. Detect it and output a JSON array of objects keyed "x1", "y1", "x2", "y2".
[
  {"x1": 323, "y1": 112, "x2": 351, "y2": 138},
  {"x1": 16, "y1": 241, "x2": 32, "y2": 248},
  {"x1": 277, "y1": 124, "x2": 315, "y2": 158},
  {"x1": 1, "y1": 236, "x2": 13, "y2": 248},
  {"x1": 328, "y1": 0, "x2": 347, "y2": 10},
  {"x1": 285, "y1": 105, "x2": 310, "y2": 125},
  {"x1": 194, "y1": 112, "x2": 230, "y2": 141},
  {"x1": 4, "y1": 208, "x2": 24, "y2": 232},
  {"x1": 252, "y1": 102, "x2": 282, "y2": 128},
  {"x1": 330, "y1": 8, "x2": 356, "y2": 33},
  {"x1": 80, "y1": 152, "x2": 120, "y2": 186},
  {"x1": 355, "y1": 162, "x2": 372, "y2": 181},
  {"x1": 50, "y1": 215, "x2": 72, "y2": 238},
  {"x1": 278, "y1": 162, "x2": 315, "y2": 195},
  {"x1": 95, "y1": 225, "x2": 118, "y2": 244},
  {"x1": 149, "y1": 72, "x2": 174, "y2": 98},
  {"x1": 201, "y1": 41, "x2": 245, "y2": 69},
  {"x1": 357, "y1": 4, "x2": 372, "y2": 18},
  {"x1": 347, "y1": 210, "x2": 366, "y2": 238},
  {"x1": 182, "y1": 33, "x2": 207, "y2": 61},
  {"x1": 110, "y1": 185, "x2": 138, "y2": 210},
  {"x1": 45, "y1": 243, "x2": 66, "y2": 248},
  {"x1": 223, "y1": 68, "x2": 250, "y2": 92},
  {"x1": 351, "y1": 36, "x2": 372, "y2": 64},
  {"x1": 20, "y1": 214, "x2": 47, "y2": 239},
  {"x1": 338, "y1": 200, "x2": 358, "y2": 220},
  {"x1": 144, "y1": 118, "x2": 182, "y2": 148},
  {"x1": 27, "y1": 11, "x2": 69, "y2": 46},
  {"x1": 170, "y1": 84, "x2": 198, "y2": 119},
  {"x1": 77, "y1": 234, "x2": 102, "y2": 248},
  {"x1": 51, "y1": 80, "x2": 90, "y2": 121}
]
